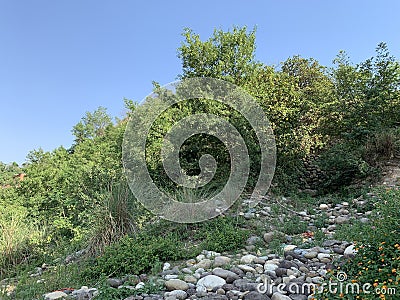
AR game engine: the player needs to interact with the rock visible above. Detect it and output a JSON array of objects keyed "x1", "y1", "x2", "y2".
[
  {"x1": 271, "y1": 293, "x2": 291, "y2": 300},
  {"x1": 332, "y1": 247, "x2": 344, "y2": 254},
  {"x1": 344, "y1": 244, "x2": 357, "y2": 256},
  {"x1": 241, "y1": 254, "x2": 257, "y2": 264},
  {"x1": 135, "y1": 282, "x2": 145, "y2": 290},
  {"x1": 283, "y1": 245, "x2": 297, "y2": 252},
  {"x1": 254, "y1": 257, "x2": 266, "y2": 265},
  {"x1": 216, "y1": 288, "x2": 226, "y2": 294},
  {"x1": 243, "y1": 291, "x2": 271, "y2": 300},
  {"x1": 233, "y1": 279, "x2": 257, "y2": 292},
  {"x1": 263, "y1": 232, "x2": 275, "y2": 243},
  {"x1": 264, "y1": 263, "x2": 279, "y2": 272},
  {"x1": 289, "y1": 295, "x2": 308, "y2": 300},
  {"x1": 322, "y1": 240, "x2": 341, "y2": 247},
  {"x1": 247, "y1": 236, "x2": 262, "y2": 245},
  {"x1": 163, "y1": 262, "x2": 171, "y2": 271},
  {"x1": 317, "y1": 253, "x2": 330, "y2": 260},
  {"x1": 164, "y1": 290, "x2": 188, "y2": 300},
  {"x1": 319, "y1": 204, "x2": 329, "y2": 210},
  {"x1": 237, "y1": 264, "x2": 256, "y2": 273},
  {"x1": 195, "y1": 259, "x2": 212, "y2": 269},
  {"x1": 276, "y1": 268, "x2": 289, "y2": 277},
  {"x1": 165, "y1": 279, "x2": 189, "y2": 291},
  {"x1": 197, "y1": 275, "x2": 226, "y2": 291},
  {"x1": 44, "y1": 291, "x2": 68, "y2": 300},
  {"x1": 203, "y1": 250, "x2": 220, "y2": 258},
  {"x1": 212, "y1": 268, "x2": 238, "y2": 279},
  {"x1": 107, "y1": 278, "x2": 123, "y2": 288},
  {"x1": 184, "y1": 275, "x2": 197, "y2": 284},
  {"x1": 335, "y1": 216, "x2": 349, "y2": 224},
  {"x1": 213, "y1": 256, "x2": 231, "y2": 267},
  {"x1": 181, "y1": 268, "x2": 193, "y2": 274},
  {"x1": 303, "y1": 251, "x2": 318, "y2": 259}
]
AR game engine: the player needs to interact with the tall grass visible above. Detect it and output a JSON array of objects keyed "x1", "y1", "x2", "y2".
[{"x1": 0, "y1": 205, "x2": 43, "y2": 278}]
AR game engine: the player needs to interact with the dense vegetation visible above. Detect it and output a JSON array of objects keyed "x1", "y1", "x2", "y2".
[{"x1": 0, "y1": 27, "x2": 399, "y2": 298}]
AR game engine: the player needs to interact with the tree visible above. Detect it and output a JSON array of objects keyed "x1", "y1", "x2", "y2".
[
  {"x1": 178, "y1": 26, "x2": 260, "y2": 84},
  {"x1": 72, "y1": 106, "x2": 113, "y2": 144}
]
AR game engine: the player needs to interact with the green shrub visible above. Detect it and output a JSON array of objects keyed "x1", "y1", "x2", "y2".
[
  {"x1": 82, "y1": 232, "x2": 192, "y2": 279},
  {"x1": 322, "y1": 188, "x2": 400, "y2": 300},
  {"x1": 197, "y1": 216, "x2": 249, "y2": 253},
  {"x1": 0, "y1": 205, "x2": 45, "y2": 278},
  {"x1": 317, "y1": 143, "x2": 373, "y2": 191}
]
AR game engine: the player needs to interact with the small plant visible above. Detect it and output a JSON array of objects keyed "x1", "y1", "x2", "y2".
[
  {"x1": 322, "y1": 188, "x2": 400, "y2": 300},
  {"x1": 282, "y1": 215, "x2": 308, "y2": 235},
  {"x1": 314, "y1": 213, "x2": 329, "y2": 229}
]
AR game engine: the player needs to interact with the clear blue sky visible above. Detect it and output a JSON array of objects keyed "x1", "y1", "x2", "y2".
[{"x1": 1, "y1": 0, "x2": 399, "y2": 164}]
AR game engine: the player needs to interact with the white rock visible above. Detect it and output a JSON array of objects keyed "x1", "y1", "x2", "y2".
[
  {"x1": 164, "y1": 290, "x2": 188, "y2": 300},
  {"x1": 284, "y1": 244, "x2": 297, "y2": 252},
  {"x1": 196, "y1": 275, "x2": 226, "y2": 291},
  {"x1": 135, "y1": 282, "x2": 145, "y2": 290},
  {"x1": 264, "y1": 263, "x2": 279, "y2": 272},
  {"x1": 344, "y1": 244, "x2": 357, "y2": 256},
  {"x1": 317, "y1": 253, "x2": 331, "y2": 260},
  {"x1": 319, "y1": 204, "x2": 329, "y2": 210},
  {"x1": 271, "y1": 292, "x2": 292, "y2": 300},
  {"x1": 237, "y1": 264, "x2": 256, "y2": 273},
  {"x1": 44, "y1": 291, "x2": 68, "y2": 300},
  {"x1": 240, "y1": 254, "x2": 257, "y2": 264},
  {"x1": 163, "y1": 262, "x2": 171, "y2": 271},
  {"x1": 213, "y1": 255, "x2": 231, "y2": 267},
  {"x1": 196, "y1": 254, "x2": 205, "y2": 262}
]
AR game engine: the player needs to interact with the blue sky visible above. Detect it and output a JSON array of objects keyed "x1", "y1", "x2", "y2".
[{"x1": 1, "y1": 0, "x2": 399, "y2": 164}]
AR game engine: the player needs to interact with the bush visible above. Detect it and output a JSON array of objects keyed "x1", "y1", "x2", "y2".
[
  {"x1": 321, "y1": 188, "x2": 400, "y2": 299},
  {"x1": 196, "y1": 216, "x2": 249, "y2": 253},
  {"x1": 317, "y1": 143, "x2": 373, "y2": 191},
  {"x1": 0, "y1": 205, "x2": 45, "y2": 278},
  {"x1": 87, "y1": 181, "x2": 151, "y2": 256}
]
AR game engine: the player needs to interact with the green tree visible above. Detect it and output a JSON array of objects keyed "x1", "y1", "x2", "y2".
[
  {"x1": 72, "y1": 106, "x2": 113, "y2": 144},
  {"x1": 178, "y1": 26, "x2": 260, "y2": 84}
]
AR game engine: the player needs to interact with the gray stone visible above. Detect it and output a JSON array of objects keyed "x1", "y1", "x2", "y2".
[
  {"x1": 196, "y1": 275, "x2": 226, "y2": 291},
  {"x1": 271, "y1": 293, "x2": 291, "y2": 300},
  {"x1": 322, "y1": 240, "x2": 341, "y2": 247},
  {"x1": 165, "y1": 279, "x2": 189, "y2": 291},
  {"x1": 275, "y1": 268, "x2": 287, "y2": 277},
  {"x1": 247, "y1": 236, "x2": 262, "y2": 245},
  {"x1": 237, "y1": 264, "x2": 256, "y2": 273},
  {"x1": 213, "y1": 256, "x2": 231, "y2": 267},
  {"x1": 195, "y1": 259, "x2": 212, "y2": 269},
  {"x1": 240, "y1": 254, "x2": 257, "y2": 264},
  {"x1": 107, "y1": 278, "x2": 123, "y2": 288},
  {"x1": 264, "y1": 263, "x2": 279, "y2": 272},
  {"x1": 335, "y1": 216, "x2": 349, "y2": 224},
  {"x1": 164, "y1": 290, "x2": 188, "y2": 300},
  {"x1": 184, "y1": 275, "x2": 197, "y2": 284},
  {"x1": 44, "y1": 291, "x2": 68, "y2": 300},
  {"x1": 303, "y1": 251, "x2": 318, "y2": 259},
  {"x1": 243, "y1": 291, "x2": 271, "y2": 300},
  {"x1": 263, "y1": 232, "x2": 275, "y2": 243},
  {"x1": 212, "y1": 268, "x2": 238, "y2": 279}
]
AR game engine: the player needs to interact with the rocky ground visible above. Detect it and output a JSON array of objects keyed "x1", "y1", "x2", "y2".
[{"x1": 4, "y1": 160, "x2": 400, "y2": 300}]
